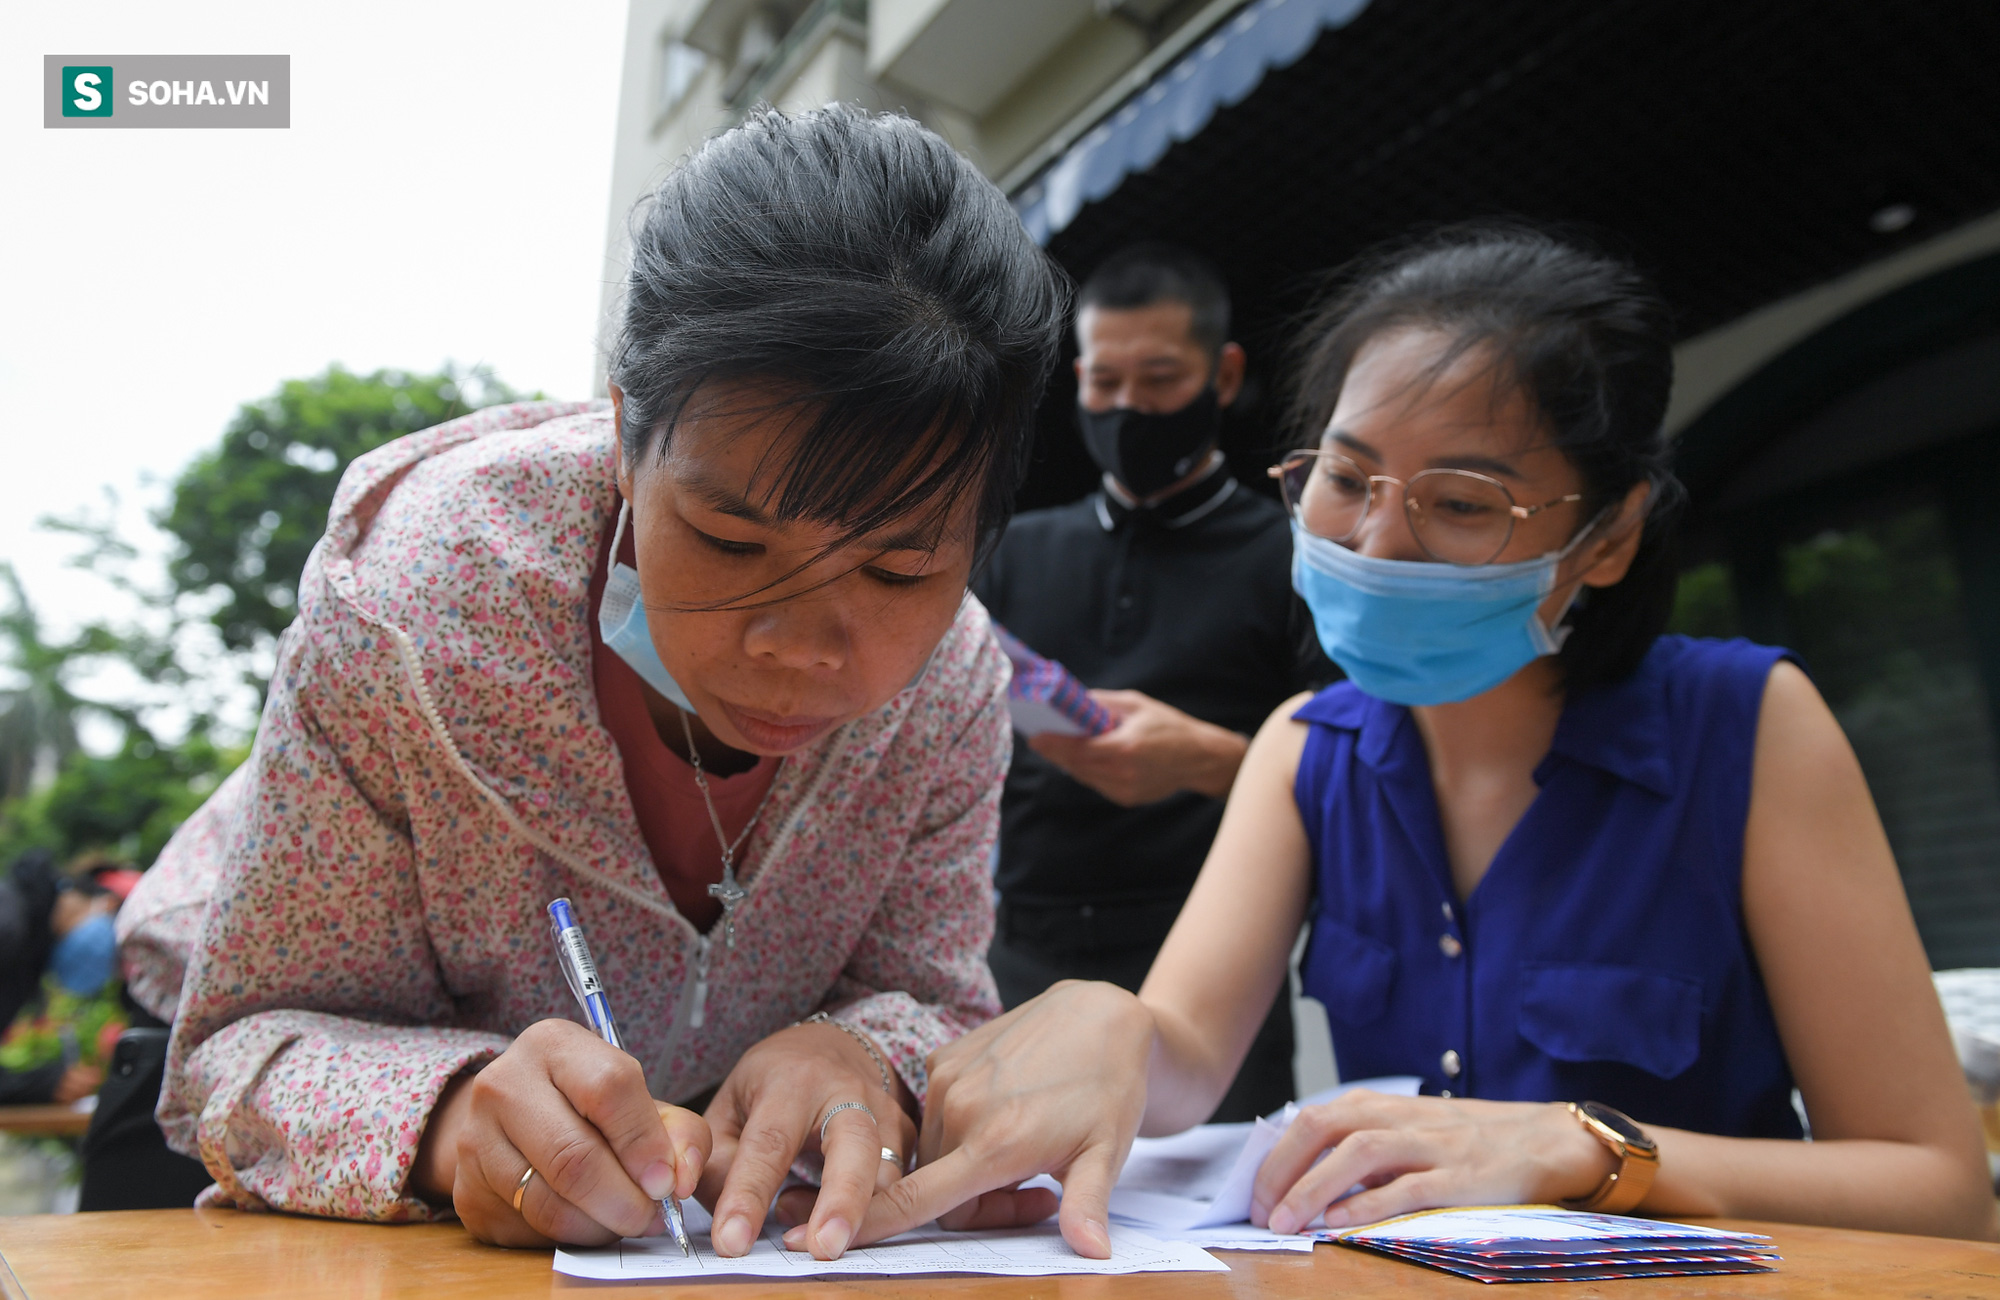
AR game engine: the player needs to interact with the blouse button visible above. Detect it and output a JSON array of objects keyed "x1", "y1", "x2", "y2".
[
  {"x1": 1438, "y1": 933, "x2": 1463, "y2": 958},
  {"x1": 1441, "y1": 1049, "x2": 1463, "y2": 1078}
]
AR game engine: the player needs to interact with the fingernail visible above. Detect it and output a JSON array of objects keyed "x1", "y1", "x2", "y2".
[
  {"x1": 1269, "y1": 1206, "x2": 1298, "y2": 1236},
  {"x1": 640, "y1": 1160, "x2": 676, "y2": 1200},
  {"x1": 816, "y1": 1217, "x2": 853, "y2": 1258},
  {"x1": 644, "y1": 1207, "x2": 666, "y2": 1237},
  {"x1": 715, "y1": 1215, "x2": 753, "y2": 1257},
  {"x1": 782, "y1": 1225, "x2": 808, "y2": 1250},
  {"x1": 1323, "y1": 1207, "x2": 1349, "y2": 1229},
  {"x1": 1084, "y1": 1218, "x2": 1111, "y2": 1258},
  {"x1": 680, "y1": 1147, "x2": 704, "y2": 1191}
]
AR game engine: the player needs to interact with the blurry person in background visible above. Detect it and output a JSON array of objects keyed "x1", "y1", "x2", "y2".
[
  {"x1": 0, "y1": 850, "x2": 136, "y2": 1105},
  {"x1": 973, "y1": 244, "x2": 1331, "y2": 1122}
]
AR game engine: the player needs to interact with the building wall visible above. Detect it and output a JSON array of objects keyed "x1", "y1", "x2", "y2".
[
  {"x1": 1668, "y1": 208, "x2": 2000, "y2": 436},
  {"x1": 597, "y1": 0, "x2": 1243, "y2": 393}
]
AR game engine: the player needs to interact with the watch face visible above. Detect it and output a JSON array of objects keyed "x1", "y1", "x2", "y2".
[{"x1": 1581, "y1": 1101, "x2": 1651, "y2": 1147}]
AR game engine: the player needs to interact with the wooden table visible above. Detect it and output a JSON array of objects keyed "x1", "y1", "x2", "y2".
[
  {"x1": 2, "y1": 1210, "x2": 1996, "y2": 1299},
  {"x1": 0, "y1": 1105, "x2": 91, "y2": 1139}
]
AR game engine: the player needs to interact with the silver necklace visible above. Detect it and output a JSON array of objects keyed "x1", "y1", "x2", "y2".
[{"x1": 679, "y1": 709, "x2": 776, "y2": 948}]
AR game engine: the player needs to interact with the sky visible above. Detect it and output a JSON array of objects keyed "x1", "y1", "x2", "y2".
[{"x1": 4, "y1": 2, "x2": 629, "y2": 733}]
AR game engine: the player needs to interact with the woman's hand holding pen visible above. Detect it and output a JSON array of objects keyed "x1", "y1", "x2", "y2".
[
  {"x1": 700, "y1": 1020, "x2": 918, "y2": 1261},
  {"x1": 412, "y1": 1019, "x2": 710, "y2": 1247}
]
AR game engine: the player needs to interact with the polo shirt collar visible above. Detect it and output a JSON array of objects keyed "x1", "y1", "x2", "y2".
[
  {"x1": 1292, "y1": 685, "x2": 1408, "y2": 771},
  {"x1": 1095, "y1": 456, "x2": 1235, "y2": 532},
  {"x1": 1538, "y1": 642, "x2": 1675, "y2": 796}
]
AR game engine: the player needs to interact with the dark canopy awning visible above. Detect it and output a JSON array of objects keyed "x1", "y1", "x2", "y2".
[
  {"x1": 1005, "y1": 0, "x2": 2000, "y2": 514},
  {"x1": 1014, "y1": 0, "x2": 1373, "y2": 246}
]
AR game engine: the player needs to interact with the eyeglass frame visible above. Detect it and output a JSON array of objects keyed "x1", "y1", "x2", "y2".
[{"x1": 1267, "y1": 448, "x2": 1586, "y2": 567}]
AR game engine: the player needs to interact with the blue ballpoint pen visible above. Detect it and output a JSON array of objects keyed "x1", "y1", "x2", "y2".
[{"x1": 547, "y1": 897, "x2": 692, "y2": 1256}]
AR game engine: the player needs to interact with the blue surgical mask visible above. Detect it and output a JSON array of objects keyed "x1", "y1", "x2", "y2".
[
  {"x1": 598, "y1": 502, "x2": 698, "y2": 711},
  {"x1": 50, "y1": 913, "x2": 117, "y2": 996},
  {"x1": 1291, "y1": 521, "x2": 1591, "y2": 706}
]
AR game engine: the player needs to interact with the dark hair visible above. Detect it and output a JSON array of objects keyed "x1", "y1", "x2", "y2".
[
  {"x1": 1078, "y1": 242, "x2": 1232, "y2": 356},
  {"x1": 610, "y1": 105, "x2": 1068, "y2": 595},
  {"x1": 1291, "y1": 222, "x2": 1681, "y2": 691}
]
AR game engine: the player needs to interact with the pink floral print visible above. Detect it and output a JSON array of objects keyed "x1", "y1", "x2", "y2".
[{"x1": 119, "y1": 402, "x2": 1010, "y2": 1221}]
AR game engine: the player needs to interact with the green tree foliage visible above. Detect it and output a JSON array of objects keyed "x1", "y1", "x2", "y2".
[
  {"x1": 1667, "y1": 561, "x2": 1741, "y2": 641},
  {"x1": 159, "y1": 364, "x2": 523, "y2": 655},
  {"x1": 0, "y1": 565, "x2": 141, "y2": 803},
  {"x1": 0, "y1": 730, "x2": 245, "y2": 868},
  {"x1": 0, "y1": 566, "x2": 242, "y2": 867},
  {"x1": 1, "y1": 363, "x2": 525, "y2": 871}
]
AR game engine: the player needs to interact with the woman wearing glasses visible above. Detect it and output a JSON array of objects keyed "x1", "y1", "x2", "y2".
[{"x1": 858, "y1": 225, "x2": 1997, "y2": 1252}]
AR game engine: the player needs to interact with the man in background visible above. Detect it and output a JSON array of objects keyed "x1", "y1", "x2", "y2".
[{"x1": 973, "y1": 244, "x2": 1330, "y2": 1121}]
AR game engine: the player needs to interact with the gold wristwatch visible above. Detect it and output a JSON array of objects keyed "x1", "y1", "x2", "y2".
[{"x1": 1560, "y1": 1100, "x2": 1659, "y2": 1214}]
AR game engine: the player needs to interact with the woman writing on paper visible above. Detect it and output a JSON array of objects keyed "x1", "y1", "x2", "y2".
[
  {"x1": 864, "y1": 226, "x2": 1998, "y2": 1250},
  {"x1": 116, "y1": 105, "x2": 1066, "y2": 1258}
]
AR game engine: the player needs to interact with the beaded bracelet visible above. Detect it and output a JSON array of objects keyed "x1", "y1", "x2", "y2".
[{"x1": 798, "y1": 1011, "x2": 896, "y2": 1097}]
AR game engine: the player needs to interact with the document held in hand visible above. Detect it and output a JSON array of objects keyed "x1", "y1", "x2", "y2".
[
  {"x1": 992, "y1": 624, "x2": 1114, "y2": 737},
  {"x1": 1107, "y1": 1076, "x2": 1422, "y2": 1252}
]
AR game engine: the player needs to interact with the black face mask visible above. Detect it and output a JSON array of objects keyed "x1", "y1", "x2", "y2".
[{"x1": 1075, "y1": 387, "x2": 1222, "y2": 500}]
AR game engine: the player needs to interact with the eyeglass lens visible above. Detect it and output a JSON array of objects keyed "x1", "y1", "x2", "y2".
[{"x1": 1279, "y1": 451, "x2": 1517, "y2": 566}]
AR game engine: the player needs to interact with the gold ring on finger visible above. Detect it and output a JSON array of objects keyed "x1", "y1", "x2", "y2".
[{"x1": 512, "y1": 1164, "x2": 536, "y2": 1213}]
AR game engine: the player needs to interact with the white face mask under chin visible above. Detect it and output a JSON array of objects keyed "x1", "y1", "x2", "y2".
[{"x1": 594, "y1": 500, "x2": 947, "y2": 718}]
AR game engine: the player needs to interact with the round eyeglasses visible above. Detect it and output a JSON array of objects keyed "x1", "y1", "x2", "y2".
[{"x1": 1268, "y1": 449, "x2": 1583, "y2": 566}]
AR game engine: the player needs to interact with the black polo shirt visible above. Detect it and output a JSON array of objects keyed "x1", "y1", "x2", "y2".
[{"x1": 973, "y1": 465, "x2": 1333, "y2": 910}]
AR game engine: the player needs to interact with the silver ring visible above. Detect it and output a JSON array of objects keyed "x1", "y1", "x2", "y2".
[
  {"x1": 512, "y1": 1164, "x2": 536, "y2": 1213},
  {"x1": 881, "y1": 1146, "x2": 900, "y2": 1165},
  {"x1": 820, "y1": 1100, "x2": 876, "y2": 1145}
]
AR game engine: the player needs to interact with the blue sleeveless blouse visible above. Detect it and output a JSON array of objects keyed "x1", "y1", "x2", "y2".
[{"x1": 1293, "y1": 635, "x2": 1802, "y2": 1139}]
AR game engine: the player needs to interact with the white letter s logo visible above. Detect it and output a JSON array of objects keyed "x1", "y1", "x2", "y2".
[{"x1": 73, "y1": 72, "x2": 102, "y2": 112}]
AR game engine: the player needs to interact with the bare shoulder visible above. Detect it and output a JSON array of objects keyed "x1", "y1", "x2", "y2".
[
  {"x1": 1743, "y1": 656, "x2": 1900, "y2": 913},
  {"x1": 1750, "y1": 659, "x2": 1865, "y2": 794},
  {"x1": 1259, "y1": 689, "x2": 1319, "y2": 734},
  {"x1": 1238, "y1": 690, "x2": 1318, "y2": 785}
]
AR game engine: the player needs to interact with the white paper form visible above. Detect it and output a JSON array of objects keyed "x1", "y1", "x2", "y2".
[
  {"x1": 1166, "y1": 1224, "x2": 1317, "y2": 1252},
  {"x1": 1108, "y1": 1075, "x2": 1422, "y2": 1233},
  {"x1": 553, "y1": 1221, "x2": 1227, "y2": 1281}
]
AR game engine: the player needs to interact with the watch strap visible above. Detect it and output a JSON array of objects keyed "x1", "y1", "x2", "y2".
[{"x1": 1560, "y1": 1101, "x2": 1659, "y2": 1214}]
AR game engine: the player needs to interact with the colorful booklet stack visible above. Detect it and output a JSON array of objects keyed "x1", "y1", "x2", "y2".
[
  {"x1": 992, "y1": 625, "x2": 1114, "y2": 738},
  {"x1": 1326, "y1": 1206, "x2": 1779, "y2": 1284}
]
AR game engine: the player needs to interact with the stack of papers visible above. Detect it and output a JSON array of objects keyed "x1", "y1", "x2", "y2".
[
  {"x1": 1106, "y1": 1076, "x2": 1420, "y2": 1251},
  {"x1": 1327, "y1": 1206, "x2": 1780, "y2": 1283},
  {"x1": 994, "y1": 624, "x2": 1114, "y2": 737}
]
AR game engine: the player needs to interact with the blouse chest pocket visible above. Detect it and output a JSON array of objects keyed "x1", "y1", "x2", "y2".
[
  {"x1": 1517, "y1": 962, "x2": 1705, "y2": 1080},
  {"x1": 1302, "y1": 915, "x2": 1398, "y2": 1027}
]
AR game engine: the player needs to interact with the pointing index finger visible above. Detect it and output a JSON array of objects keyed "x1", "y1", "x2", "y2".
[{"x1": 852, "y1": 1146, "x2": 1003, "y2": 1247}]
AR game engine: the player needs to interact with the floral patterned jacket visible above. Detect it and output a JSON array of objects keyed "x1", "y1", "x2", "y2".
[{"x1": 116, "y1": 401, "x2": 1010, "y2": 1221}]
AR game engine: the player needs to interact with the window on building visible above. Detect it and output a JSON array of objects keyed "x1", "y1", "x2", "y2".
[{"x1": 656, "y1": 39, "x2": 708, "y2": 120}]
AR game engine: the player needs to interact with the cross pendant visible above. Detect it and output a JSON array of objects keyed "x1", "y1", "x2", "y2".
[{"x1": 708, "y1": 873, "x2": 749, "y2": 948}]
